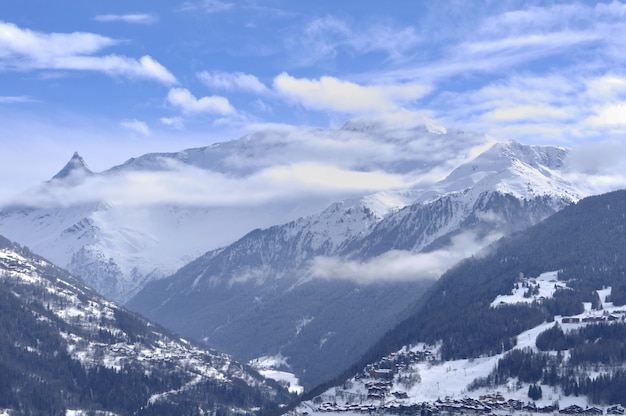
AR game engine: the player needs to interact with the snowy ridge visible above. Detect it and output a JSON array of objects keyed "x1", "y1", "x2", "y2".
[
  {"x1": 414, "y1": 141, "x2": 577, "y2": 204},
  {"x1": 339, "y1": 141, "x2": 580, "y2": 259}
]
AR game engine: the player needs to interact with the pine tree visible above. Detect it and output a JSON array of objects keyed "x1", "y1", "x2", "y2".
[{"x1": 528, "y1": 383, "x2": 542, "y2": 400}]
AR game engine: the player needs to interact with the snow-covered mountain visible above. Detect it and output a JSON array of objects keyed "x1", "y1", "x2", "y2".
[
  {"x1": 127, "y1": 138, "x2": 584, "y2": 389},
  {"x1": 0, "y1": 234, "x2": 292, "y2": 415},
  {"x1": 341, "y1": 140, "x2": 579, "y2": 258},
  {"x1": 0, "y1": 117, "x2": 493, "y2": 302}
]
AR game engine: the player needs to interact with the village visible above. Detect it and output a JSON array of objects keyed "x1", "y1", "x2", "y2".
[{"x1": 294, "y1": 272, "x2": 626, "y2": 416}]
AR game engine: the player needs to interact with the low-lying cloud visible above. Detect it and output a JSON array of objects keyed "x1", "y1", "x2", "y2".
[
  {"x1": 563, "y1": 139, "x2": 626, "y2": 196},
  {"x1": 7, "y1": 160, "x2": 409, "y2": 209},
  {"x1": 309, "y1": 231, "x2": 500, "y2": 284}
]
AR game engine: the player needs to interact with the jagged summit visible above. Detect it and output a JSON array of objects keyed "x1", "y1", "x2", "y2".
[{"x1": 51, "y1": 151, "x2": 93, "y2": 181}]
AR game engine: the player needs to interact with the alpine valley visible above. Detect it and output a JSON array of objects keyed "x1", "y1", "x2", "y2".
[{"x1": 3, "y1": 117, "x2": 623, "y2": 414}]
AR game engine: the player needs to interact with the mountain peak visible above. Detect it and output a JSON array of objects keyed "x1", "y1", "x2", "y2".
[{"x1": 51, "y1": 151, "x2": 93, "y2": 181}]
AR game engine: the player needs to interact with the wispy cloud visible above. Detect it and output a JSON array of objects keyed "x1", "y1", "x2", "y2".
[
  {"x1": 197, "y1": 71, "x2": 268, "y2": 94},
  {"x1": 0, "y1": 95, "x2": 36, "y2": 104},
  {"x1": 0, "y1": 21, "x2": 176, "y2": 84},
  {"x1": 178, "y1": 0, "x2": 234, "y2": 13},
  {"x1": 309, "y1": 231, "x2": 499, "y2": 284},
  {"x1": 94, "y1": 13, "x2": 158, "y2": 24},
  {"x1": 288, "y1": 16, "x2": 422, "y2": 66}
]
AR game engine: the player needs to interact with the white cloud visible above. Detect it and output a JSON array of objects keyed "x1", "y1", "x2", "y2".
[
  {"x1": 121, "y1": 119, "x2": 150, "y2": 136},
  {"x1": 564, "y1": 139, "x2": 626, "y2": 195},
  {"x1": 54, "y1": 55, "x2": 176, "y2": 84},
  {"x1": 0, "y1": 21, "x2": 176, "y2": 84},
  {"x1": 0, "y1": 21, "x2": 115, "y2": 60},
  {"x1": 167, "y1": 87, "x2": 234, "y2": 115},
  {"x1": 429, "y1": 73, "x2": 604, "y2": 143},
  {"x1": 354, "y1": 25, "x2": 421, "y2": 61},
  {"x1": 586, "y1": 75, "x2": 626, "y2": 100},
  {"x1": 197, "y1": 71, "x2": 268, "y2": 93},
  {"x1": 309, "y1": 232, "x2": 498, "y2": 284},
  {"x1": 584, "y1": 103, "x2": 626, "y2": 128},
  {"x1": 94, "y1": 14, "x2": 158, "y2": 24},
  {"x1": 273, "y1": 73, "x2": 428, "y2": 114}
]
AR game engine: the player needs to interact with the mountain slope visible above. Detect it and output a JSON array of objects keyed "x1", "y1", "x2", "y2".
[
  {"x1": 0, "y1": 235, "x2": 292, "y2": 415},
  {"x1": 128, "y1": 140, "x2": 582, "y2": 390},
  {"x1": 290, "y1": 189, "x2": 626, "y2": 414}
]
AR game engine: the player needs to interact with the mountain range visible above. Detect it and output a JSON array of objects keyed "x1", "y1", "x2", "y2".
[
  {"x1": 0, "y1": 117, "x2": 605, "y2": 404},
  {"x1": 0, "y1": 118, "x2": 493, "y2": 302}
]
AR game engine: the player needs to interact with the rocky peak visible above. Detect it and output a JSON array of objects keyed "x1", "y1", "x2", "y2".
[{"x1": 51, "y1": 151, "x2": 93, "y2": 181}]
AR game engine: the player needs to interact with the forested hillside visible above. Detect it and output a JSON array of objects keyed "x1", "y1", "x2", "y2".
[{"x1": 0, "y1": 236, "x2": 292, "y2": 415}]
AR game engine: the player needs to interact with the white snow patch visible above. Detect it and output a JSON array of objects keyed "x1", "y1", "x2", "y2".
[
  {"x1": 249, "y1": 354, "x2": 304, "y2": 395},
  {"x1": 491, "y1": 271, "x2": 565, "y2": 307}
]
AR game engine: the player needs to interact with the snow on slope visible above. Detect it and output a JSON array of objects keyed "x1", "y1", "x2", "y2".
[
  {"x1": 491, "y1": 271, "x2": 567, "y2": 307},
  {"x1": 413, "y1": 141, "x2": 579, "y2": 204},
  {"x1": 249, "y1": 354, "x2": 304, "y2": 395}
]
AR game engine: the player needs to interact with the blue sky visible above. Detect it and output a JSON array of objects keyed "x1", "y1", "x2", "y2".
[{"x1": 2, "y1": 0, "x2": 626, "y2": 197}]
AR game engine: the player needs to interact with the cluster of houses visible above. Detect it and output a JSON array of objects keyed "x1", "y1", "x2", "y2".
[
  {"x1": 0, "y1": 253, "x2": 36, "y2": 274},
  {"x1": 306, "y1": 341, "x2": 626, "y2": 416},
  {"x1": 562, "y1": 313, "x2": 625, "y2": 324},
  {"x1": 312, "y1": 396, "x2": 626, "y2": 415},
  {"x1": 356, "y1": 346, "x2": 437, "y2": 382},
  {"x1": 365, "y1": 380, "x2": 392, "y2": 400}
]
